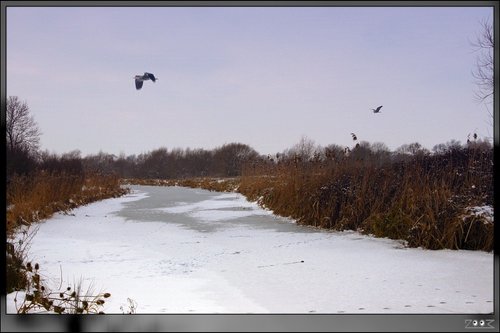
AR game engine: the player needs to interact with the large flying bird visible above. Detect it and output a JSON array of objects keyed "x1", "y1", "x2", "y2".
[{"x1": 135, "y1": 72, "x2": 158, "y2": 90}]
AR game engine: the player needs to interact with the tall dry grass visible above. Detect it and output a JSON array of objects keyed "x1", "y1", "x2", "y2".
[
  {"x1": 7, "y1": 172, "x2": 128, "y2": 236},
  {"x1": 238, "y1": 146, "x2": 493, "y2": 251}
]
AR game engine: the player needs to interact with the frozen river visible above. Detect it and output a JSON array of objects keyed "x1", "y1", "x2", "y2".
[{"x1": 7, "y1": 185, "x2": 494, "y2": 314}]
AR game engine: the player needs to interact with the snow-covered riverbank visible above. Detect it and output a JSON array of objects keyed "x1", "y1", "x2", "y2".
[{"x1": 7, "y1": 185, "x2": 494, "y2": 314}]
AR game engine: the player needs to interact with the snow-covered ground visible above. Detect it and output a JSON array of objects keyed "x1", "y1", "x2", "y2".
[{"x1": 7, "y1": 185, "x2": 494, "y2": 314}]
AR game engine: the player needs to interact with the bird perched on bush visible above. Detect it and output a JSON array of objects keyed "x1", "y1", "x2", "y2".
[{"x1": 134, "y1": 72, "x2": 158, "y2": 90}]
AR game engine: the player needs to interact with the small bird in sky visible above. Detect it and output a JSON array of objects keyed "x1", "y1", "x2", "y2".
[
  {"x1": 371, "y1": 105, "x2": 383, "y2": 113},
  {"x1": 135, "y1": 72, "x2": 158, "y2": 90},
  {"x1": 350, "y1": 133, "x2": 357, "y2": 141}
]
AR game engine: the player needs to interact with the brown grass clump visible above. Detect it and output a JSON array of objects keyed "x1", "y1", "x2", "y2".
[
  {"x1": 237, "y1": 147, "x2": 493, "y2": 251},
  {"x1": 7, "y1": 172, "x2": 129, "y2": 236}
]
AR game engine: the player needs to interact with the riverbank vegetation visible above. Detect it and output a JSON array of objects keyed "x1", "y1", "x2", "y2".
[
  {"x1": 123, "y1": 138, "x2": 493, "y2": 252},
  {"x1": 238, "y1": 139, "x2": 493, "y2": 251}
]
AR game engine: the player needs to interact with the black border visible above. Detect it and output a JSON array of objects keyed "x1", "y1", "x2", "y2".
[{"x1": 1, "y1": 1, "x2": 498, "y2": 332}]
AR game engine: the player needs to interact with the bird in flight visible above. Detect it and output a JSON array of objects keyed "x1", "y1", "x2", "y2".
[
  {"x1": 371, "y1": 105, "x2": 383, "y2": 113},
  {"x1": 135, "y1": 72, "x2": 158, "y2": 90},
  {"x1": 350, "y1": 133, "x2": 357, "y2": 141}
]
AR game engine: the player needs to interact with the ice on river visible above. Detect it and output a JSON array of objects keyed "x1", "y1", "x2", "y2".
[{"x1": 7, "y1": 185, "x2": 494, "y2": 314}]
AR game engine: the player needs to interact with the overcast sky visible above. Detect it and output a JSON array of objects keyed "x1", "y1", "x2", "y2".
[{"x1": 6, "y1": 5, "x2": 494, "y2": 157}]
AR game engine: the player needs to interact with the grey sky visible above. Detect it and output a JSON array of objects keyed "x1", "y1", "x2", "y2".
[{"x1": 6, "y1": 5, "x2": 494, "y2": 156}]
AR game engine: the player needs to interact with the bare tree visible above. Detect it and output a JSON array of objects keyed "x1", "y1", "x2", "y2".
[
  {"x1": 471, "y1": 19, "x2": 493, "y2": 105},
  {"x1": 395, "y1": 142, "x2": 430, "y2": 156},
  {"x1": 213, "y1": 143, "x2": 259, "y2": 177},
  {"x1": 285, "y1": 136, "x2": 322, "y2": 162},
  {"x1": 6, "y1": 96, "x2": 41, "y2": 154}
]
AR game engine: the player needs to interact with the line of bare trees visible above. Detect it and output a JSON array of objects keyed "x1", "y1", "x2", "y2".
[
  {"x1": 6, "y1": 95, "x2": 492, "y2": 183},
  {"x1": 75, "y1": 135, "x2": 491, "y2": 182},
  {"x1": 83, "y1": 142, "x2": 260, "y2": 179},
  {"x1": 3, "y1": 95, "x2": 260, "y2": 180}
]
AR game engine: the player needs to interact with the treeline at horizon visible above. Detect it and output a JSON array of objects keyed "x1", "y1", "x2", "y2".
[{"x1": 7, "y1": 136, "x2": 493, "y2": 181}]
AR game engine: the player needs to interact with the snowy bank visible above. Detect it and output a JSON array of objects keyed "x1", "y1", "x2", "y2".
[{"x1": 7, "y1": 185, "x2": 494, "y2": 314}]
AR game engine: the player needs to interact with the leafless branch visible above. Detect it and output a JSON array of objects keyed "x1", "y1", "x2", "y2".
[{"x1": 471, "y1": 19, "x2": 494, "y2": 104}]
